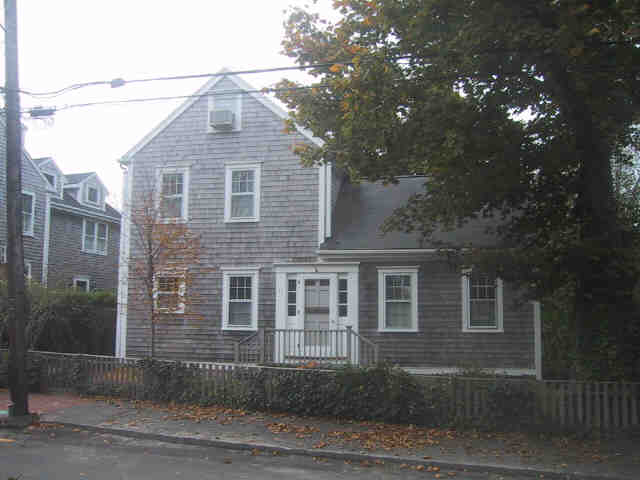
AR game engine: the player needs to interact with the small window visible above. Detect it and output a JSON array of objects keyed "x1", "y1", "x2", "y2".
[
  {"x1": 222, "y1": 268, "x2": 259, "y2": 330},
  {"x1": 83, "y1": 220, "x2": 108, "y2": 255},
  {"x1": 157, "y1": 168, "x2": 189, "y2": 221},
  {"x1": 208, "y1": 91, "x2": 242, "y2": 132},
  {"x1": 338, "y1": 277, "x2": 348, "y2": 317},
  {"x1": 462, "y1": 270, "x2": 504, "y2": 332},
  {"x1": 154, "y1": 274, "x2": 185, "y2": 313},
  {"x1": 224, "y1": 164, "x2": 261, "y2": 222},
  {"x1": 86, "y1": 185, "x2": 100, "y2": 205},
  {"x1": 44, "y1": 173, "x2": 56, "y2": 188},
  {"x1": 0, "y1": 246, "x2": 6, "y2": 264},
  {"x1": 287, "y1": 278, "x2": 297, "y2": 317},
  {"x1": 73, "y1": 276, "x2": 90, "y2": 292},
  {"x1": 22, "y1": 191, "x2": 35, "y2": 236},
  {"x1": 377, "y1": 267, "x2": 419, "y2": 332}
]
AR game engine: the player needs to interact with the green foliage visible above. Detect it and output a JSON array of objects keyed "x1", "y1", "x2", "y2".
[
  {"x1": 0, "y1": 282, "x2": 116, "y2": 355},
  {"x1": 277, "y1": 0, "x2": 640, "y2": 376}
]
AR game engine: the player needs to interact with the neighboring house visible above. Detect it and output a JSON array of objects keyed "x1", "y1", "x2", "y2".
[
  {"x1": 116, "y1": 70, "x2": 541, "y2": 377},
  {"x1": 34, "y1": 158, "x2": 121, "y2": 291},
  {"x1": 0, "y1": 117, "x2": 54, "y2": 284}
]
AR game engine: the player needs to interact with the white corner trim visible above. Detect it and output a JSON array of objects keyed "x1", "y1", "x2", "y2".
[
  {"x1": 318, "y1": 164, "x2": 326, "y2": 245},
  {"x1": 42, "y1": 193, "x2": 52, "y2": 286},
  {"x1": 533, "y1": 301, "x2": 542, "y2": 380},
  {"x1": 325, "y1": 163, "x2": 332, "y2": 239},
  {"x1": 116, "y1": 164, "x2": 132, "y2": 358}
]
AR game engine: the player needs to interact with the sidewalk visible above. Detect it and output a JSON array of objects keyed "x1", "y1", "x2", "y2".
[{"x1": 2, "y1": 389, "x2": 640, "y2": 479}]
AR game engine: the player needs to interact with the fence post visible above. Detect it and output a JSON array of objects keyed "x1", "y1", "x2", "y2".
[{"x1": 346, "y1": 326, "x2": 352, "y2": 365}]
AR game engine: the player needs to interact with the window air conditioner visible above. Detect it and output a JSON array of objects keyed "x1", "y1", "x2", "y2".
[{"x1": 209, "y1": 110, "x2": 234, "y2": 130}]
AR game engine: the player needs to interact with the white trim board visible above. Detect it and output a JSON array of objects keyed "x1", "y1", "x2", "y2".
[{"x1": 120, "y1": 68, "x2": 324, "y2": 164}]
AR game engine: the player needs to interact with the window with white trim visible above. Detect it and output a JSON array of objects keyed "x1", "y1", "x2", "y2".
[
  {"x1": 338, "y1": 277, "x2": 348, "y2": 318},
  {"x1": 224, "y1": 164, "x2": 261, "y2": 222},
  {"x1": 154, "y1": 273, "x2": 186, "y2": 313},
  {"x1": 83, "y1": 220, "x2": 108, "y2": 255},
  {"x1": 73, "y1": 276, "x2": 90, "y2": 292},
  {"x1": 24, "y1": 262, "x2": 32, "y2": 282},
  {"x1": 208, "y1": 91, "x2": 242, "y2": 132},
  {"x1": 22, "y1": 191, "x2": 35, "y2": 236},
  {"x1": 158, "y1": 168, "x2": 189, "y2": 221},
  {"x1": 377, "y1": 267, "x2": 419, "y2": 332},
  {"x1": 222, "y1": 268, "x2": 259, "y2": 330},
  {"x1": 0, "y1": 245, "x2": 6, "y2": 264},
  {"x1": 462, "y1": 270, "x2": 504, "y2": 332}
]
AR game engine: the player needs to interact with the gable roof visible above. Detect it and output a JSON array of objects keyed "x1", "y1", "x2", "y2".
[
  {"x1": 320, "y1": 177, "x2": 502, "y2": 251},
  {"x1": 64, "y1": 172, "x2": 95, "y2": 185},
  {"x1": 120, "y1": 67, "x2": 323, "y2": 164}
]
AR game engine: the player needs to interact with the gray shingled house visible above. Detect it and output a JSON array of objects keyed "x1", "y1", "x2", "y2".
[
  {"x1": 116, "y1": 70, "x2": 541, "y2": 377},
  {"x1": 34, "y1": 158, "x2": 121, "y2": 291}
]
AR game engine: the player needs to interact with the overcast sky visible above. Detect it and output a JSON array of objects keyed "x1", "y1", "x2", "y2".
[{"x1": 6, "y1": 0, "x2": 334, "y2": 208}]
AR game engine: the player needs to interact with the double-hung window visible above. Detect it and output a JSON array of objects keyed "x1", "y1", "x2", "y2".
[
  {"x1": 158, "y1": 168, "x2": 189, "y2": 221},
  {"x1": 73, "y1": 276, "x2": 90, "y2": 292},
  {"x1": 462, "y1": 270, "x2": 504, "y2": 332},
  {"x1": 83, "y1": 220, "x2": 108, "y2": 255},
  {"x1": 0, "y1": 245, "x2": 6, "y2": 264},
  {"x1": 377, "y1": 267, "x2": 419, "y2": 332},
  {"x1": 87, "y1": 186, "x2": 100, "y2": 205},
  {"x1": 22, "y1": 191, "x2": 35, "y2": 236},
  {"x1": 224, "y1": 164, "x2": 261, "y2": 222},
  {"x1": 222, "y1": 267, "x2": 259, "y2": 330},
  {"x1": 154, "y1": 274, "x2": 185, "y2": 313}
]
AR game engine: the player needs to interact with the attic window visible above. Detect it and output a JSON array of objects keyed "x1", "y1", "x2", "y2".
[
  {"x1": 87, "y1": 186, "x2": 100, "y2": 205},
  {"x1": 208, "y1": 91, "x2": 242, "y2": 132}
]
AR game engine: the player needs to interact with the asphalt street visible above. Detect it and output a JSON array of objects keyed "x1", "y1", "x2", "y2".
[{"x1": 0, "y1": 427, "x2": 531, "y2": 480}]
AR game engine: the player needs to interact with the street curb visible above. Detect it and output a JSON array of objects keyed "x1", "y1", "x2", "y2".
[{"x1": 36, "y1": 421, "x2": 631, "y2": 480}]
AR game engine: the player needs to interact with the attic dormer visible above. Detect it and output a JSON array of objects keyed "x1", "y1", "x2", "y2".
[
  {"x1": 63, "y1": 172, "x2": 108, "y2": 211},
  {"x1": 34, "y1": 157, "x2": 64, "y2": 198}
]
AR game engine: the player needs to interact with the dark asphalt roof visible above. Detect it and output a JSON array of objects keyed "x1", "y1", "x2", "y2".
[
  {"x1": 321, "y1": 177, "x2": 502, "y2": 250},
  {"x1": 51, "y1": 191, "x2": 121, "y2": 221},
  {"x1": 64, "y1": 172, "x2": 95, "y2": 184}
]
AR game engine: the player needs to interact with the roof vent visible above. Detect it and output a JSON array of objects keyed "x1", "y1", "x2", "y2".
[{"x1": 209, "y1": 110, "x2": 234, "y2": 130}]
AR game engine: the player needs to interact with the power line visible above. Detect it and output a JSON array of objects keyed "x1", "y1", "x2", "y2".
[{"x1": 23, "y1": 84, "x2": 326, "y2": 115}]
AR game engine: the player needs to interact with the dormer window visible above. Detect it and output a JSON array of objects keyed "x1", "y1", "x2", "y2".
[{"x1": 87, "y1": 186, "x2": 100, "y2": 205}]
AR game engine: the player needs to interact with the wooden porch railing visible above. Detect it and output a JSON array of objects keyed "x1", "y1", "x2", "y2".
[{"x1": 233, "y1": 327, "x2": 379, "y2": 366}]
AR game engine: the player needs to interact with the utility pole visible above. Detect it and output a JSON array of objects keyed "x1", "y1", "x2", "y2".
[{"x1": 5, "y1": 0, "x2": 30, "y2": 417}]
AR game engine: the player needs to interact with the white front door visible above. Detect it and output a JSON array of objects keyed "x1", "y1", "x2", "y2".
[{"x1": 300, "y1": 274, "x2": 337, "y2": 358}]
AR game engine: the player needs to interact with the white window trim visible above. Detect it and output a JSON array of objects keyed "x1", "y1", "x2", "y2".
[
  {"x1": 25, "y1": 261, "x2": 32, "y2": 283},
  {"x1": 207, "y1": 91, "x2": 242, "y2": 133},
  {"x1": 153, "y1": 272, "x2": 186, "y2": 314},
  {"x1": 461, "y1": 269, "x2": 504, "y2": 333},
  {"x1": 22, "y1": 190, "x2": 35, "y2": 236},
  {"x1": 222, "y1": 267, "x2": 260, "y2": 331},
  {"x1": 377, "y1": 266, "x2": 419, "y2": 333},
  {"x1": 156, "y1": 167, "x2": 190, "y2": 222},
  {"x1": 73, "y1": 275, "x2": 90, "y2": 292},
  {"x1": 224, "y1": 163, "x2": 261, "y2": 223},
  {"x1": 82, "y1": 219, "x2": 109, "y2": 255}
]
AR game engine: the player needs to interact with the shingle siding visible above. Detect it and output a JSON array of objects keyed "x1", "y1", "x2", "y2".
[
  {"x1": 47, "y1": 209, "x2": 120, "y2": 291},
  {"x1": 358, "y1": 260, "x2": 535, "y2": 370},
  {"x1": 125, "y1": 78, "x2": 320, "y2": 359}
]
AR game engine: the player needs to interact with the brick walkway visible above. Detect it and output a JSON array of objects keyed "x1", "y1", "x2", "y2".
[{"x1": 0, "y1": 389, "x2": 94, "y2": 415}]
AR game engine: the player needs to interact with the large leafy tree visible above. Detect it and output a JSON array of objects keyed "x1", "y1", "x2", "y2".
[{"x1": 277, "y1": 0, "x2": 640, "y2": 377}]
